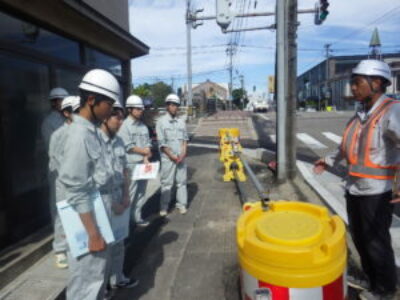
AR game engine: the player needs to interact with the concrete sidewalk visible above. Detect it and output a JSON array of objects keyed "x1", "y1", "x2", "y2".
[
  {"x1": 0, "y1": 179, "x2": 161, "y2": 300},
  {"x1": 297, "y1": 160, "x2": 400, "y2": 267}
]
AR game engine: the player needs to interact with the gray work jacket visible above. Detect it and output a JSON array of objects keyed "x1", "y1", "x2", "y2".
[
  {"x1": 58, "y1": 115, "x2": 111, "y2": 213},
  {"x1": 118, "y1": 116, "x2": 151, "y2": 165},
  {"x1": 42, "y1": 110, "x2": 65, "y2": 151},
  {"x1": 156, "y1": 113, "x2": 188, "y2": 159}
]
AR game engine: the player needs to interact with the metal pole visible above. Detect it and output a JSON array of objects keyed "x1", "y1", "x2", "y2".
[
  {"x1": 325, "y1": 43, "x2": 331, "y2": 107},
  {"x1": 186, "y1": 0, "x2": 193, "y2": 114},
  {"x1": 276, "y1": 0, "x2": 288, "y2": 182},
  {"x1": 287, "y1": 0, "x2": 298, "y2": 179},
  {"x1": 240, "y1": 74, "x2": 244, "y2": 110}
]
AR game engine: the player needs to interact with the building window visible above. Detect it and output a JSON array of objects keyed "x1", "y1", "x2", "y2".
[
  {"x1": 55, "y1": 68, "x2": 85, "y2": 94},
  {"x1": 85, "y1": 47, "x2": 122, "y2": 77},
  {"x1": 397, "y1": 74, "x2": 400, "y2": 92},
  {"x1": 0, "y1": 11, "x2": 80, "y2": 63},
  {"x1": 0, "y1": 53, "x2": 50, "y2": 247}
]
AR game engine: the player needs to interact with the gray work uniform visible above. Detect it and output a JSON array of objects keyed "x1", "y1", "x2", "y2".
[
  {"x1": 58, "y1": 115, "x2": 112, "y2": 300},
  {"x1": 48, "y1": 123, "x2": 70, "y2": 253},
  {"x1": 99, "y1": 130, "x2": 130, "y2": 286},
  {"x1": 118, "y1": 116, "x2": 151, "y2": 223},
  {"x1": 42, "y1": 110, "x2": 65, "y2": 151},
  {"x1": 156, "y1": 113, "x2": 189, "y2": 211},
  {"x1": 42, "y1": 110, "x2": 65, "y2": 238}
]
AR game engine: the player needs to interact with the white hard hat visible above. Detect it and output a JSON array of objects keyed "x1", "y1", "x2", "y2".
[
  {"x1": 126, "y1": 95, "x2": 144, "y2": 108},
  {"x1": 49, "y1": 87, "x2": 69, "y2": 100},
  {"x1": 113, "y1": 100, "x2": 124, "y2": 111},
  {"x1": 70, "y1": 96, "x2": 81, "y2": 112},
  {"x1": 352, "y1": 59, "x2": 392, "y2": 84},
  {"x1": 165, "y1": 94, "x2": 180, "y2": 105},
  {"x1": 61, "y1": 96, "x2": 74, "y2": 110},
  {"x1": 79, "y1": 69, "x2": 120, "y2": 103}
]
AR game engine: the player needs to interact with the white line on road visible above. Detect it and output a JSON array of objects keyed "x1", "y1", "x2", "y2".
[
  {"x1": 296, "y1": 160, "x2": 348, "y2": 224},
  {"x1": 322, "y1": 132, "x2": 342, "y2": 144},
  {"x1": 270, "y1": 134, "x2": 276, "y2": 143},
  {"x1": 257, "y1": 114, "x2": 270, "y2": 121},
  {"x1": 296, "y1": 133, "x2": 328, "y2": 149},
  {"x1": 188, "y1": 143, "x2": 219, "y2": 149}
]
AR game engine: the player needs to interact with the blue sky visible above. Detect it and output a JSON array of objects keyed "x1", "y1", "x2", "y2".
[{"x1": 129, "y1": 0, "x2": 400, "y2": 94}]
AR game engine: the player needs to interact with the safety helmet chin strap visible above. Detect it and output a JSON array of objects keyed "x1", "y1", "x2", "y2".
[{"x1": 362, "y1": 76, "x2": 382, "y2": 107}]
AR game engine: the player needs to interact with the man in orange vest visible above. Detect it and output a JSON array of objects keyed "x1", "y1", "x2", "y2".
[{"x1": 314, "y1": 59, "x2": 398, "y2": 300}]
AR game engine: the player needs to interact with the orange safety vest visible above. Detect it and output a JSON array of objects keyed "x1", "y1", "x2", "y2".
[{"x1": 341, "y1": 98, "x2": 399, "y2": 180}]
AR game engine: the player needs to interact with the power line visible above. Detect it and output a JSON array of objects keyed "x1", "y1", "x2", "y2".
[{"x1": 330, "y1": 5, "x2": 400, "y2": 46}]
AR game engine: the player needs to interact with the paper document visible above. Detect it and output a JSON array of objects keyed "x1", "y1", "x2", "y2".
[
  {"x1": 132, "y1": 162, "x2": 160, "y2": 180},
  {"x1": 57, "y1": 191, "x2": 115, "y2": 258},
  {"x1": 111, "y1": 207, "x2": 130, "y2": 243}
]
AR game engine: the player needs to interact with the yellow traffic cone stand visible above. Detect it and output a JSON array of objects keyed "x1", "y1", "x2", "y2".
[{"x1": 237, "y1": 201, "x2": 347, "y2": 300}]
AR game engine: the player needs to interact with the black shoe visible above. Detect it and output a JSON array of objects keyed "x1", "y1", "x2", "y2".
[
  {"x1": 136, "y1": 220, "x2": 150, "y2": 227},
  {"x1": 112, "y1": 278, "x2": 139, "y2": 289}
]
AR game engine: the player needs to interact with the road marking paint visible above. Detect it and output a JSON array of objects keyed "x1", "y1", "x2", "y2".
[
  {"x1": 257, "y1": 114, "x2": 270, "y2": 121},
  {"x1": 188, "y1": 143, "x2": 219, "y2": 149},
  {"x1": 270, "y1": 134, "x2": 276, "y2": 143},
  {"x1": 322, "y1": 132, "x2": 342, "y2": 144},
  {"x1": 296, "y1": 133, "x2": 328, "y2": 149}
]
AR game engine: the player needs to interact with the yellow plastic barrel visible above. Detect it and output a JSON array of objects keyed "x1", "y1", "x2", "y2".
[{"x1": 237, "y1": 201, "x2": 347, "y2": 300}]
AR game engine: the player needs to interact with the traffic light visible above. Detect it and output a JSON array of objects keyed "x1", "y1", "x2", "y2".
[
  {"x1": 314, "y1": 0, "x2": 329, "y2": 25},
  {"x1": 216, "y1": 0, "x2": 234, "y2": 30}
]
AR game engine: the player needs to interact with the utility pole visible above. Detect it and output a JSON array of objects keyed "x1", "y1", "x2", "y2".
[
  {"x1": 240, "y1": 74, "x2": 244, "y2": 110},
  {"x1": 186, "y1": 0, "x2": 193, "y2": 115},
  {"x1": 287, "y1": 0, "x2": 298, "y2": 179},
  {"x1": 324, "y1": 43, "x2": 331, "y2": 107},
  {"x1": 226, "y1": 43, "x2": 234, "y2": 110},
  {"x1": 276, "y1": 0, "x2": 289, "y2": 182}
]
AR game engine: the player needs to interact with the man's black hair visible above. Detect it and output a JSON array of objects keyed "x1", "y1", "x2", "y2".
[{"x1": 79, "y1": 90, "x2": 113, "y2": 106}]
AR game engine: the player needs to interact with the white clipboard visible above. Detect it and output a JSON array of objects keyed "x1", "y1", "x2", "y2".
[
  {"x1": 132, "y1": 162, "x2": 160, "y2": 180},
  {"x1": 57, "y1": 191, "x2": 115, "y2": 258}
]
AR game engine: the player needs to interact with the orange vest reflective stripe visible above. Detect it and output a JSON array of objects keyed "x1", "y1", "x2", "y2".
[{"x1": 341, "y1": 98, "x2": 399, "y2": 180}]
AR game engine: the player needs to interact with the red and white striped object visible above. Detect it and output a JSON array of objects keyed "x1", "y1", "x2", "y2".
[{"x1": 240, "y1": 269, "x2": 348, "y2": 300}]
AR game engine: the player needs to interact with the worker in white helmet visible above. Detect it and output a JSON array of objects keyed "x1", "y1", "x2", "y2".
[
  {"x1": 156, "y1": 94, "x2": 189, "y2": 216},
  {"x1": 98, "y1": 101, "x2": 139, "y2": 295},
  {"x1": 58, "y1": 69, "x2": 119, "y2": 300},
  {"x1": 41, "y1": 87, "x2": 69, "y2": 268},
  {"x1": 48, "y1": 96, "x2": 80, "y2": 269},
  {"x1": 314, "y1": 59, "x2": 398, "y2": 299},
  {"x1": 118, "y1": 95, "x2": 152, "y2": 227},
  {"x1": 42, "y1": 87, "x2": 69, "y2": 150}
]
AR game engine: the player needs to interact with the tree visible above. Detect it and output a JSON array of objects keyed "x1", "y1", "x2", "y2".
[
  {"x1": 151, "y1": 81, "x2": 173, "y2": 107},
  {"x1": 232, "y1": 88, "x2": 248, "y2": 109},
  {"x1": 131, "y1": 82, "x2": 173, "y2": 107},
  {"x1": 132, "y1": 83, "x2": 151, "y2": 98}
]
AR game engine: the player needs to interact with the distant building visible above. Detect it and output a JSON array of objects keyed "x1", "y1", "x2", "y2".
[
  {"x1": 183, "y1": 80, "x2": 228, "y2": 111},
  {"x1": 0, "y1": 0, "x2": 148, "y2": 250},
  {"x1": 297, "y1": 53, "x2": 400, "y2": 110}
]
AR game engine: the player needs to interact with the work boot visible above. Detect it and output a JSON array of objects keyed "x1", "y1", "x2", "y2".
[
  {"x1": 359, "y1": 290, "x2": 396, "y2": 300},
  {"x1": 111, "y1": 278, "x2": 139, "y2": 289},
  {"x1": 55, "y1": 253, "x2": 68, "y2": 269},
  {"x1": 347, "y1": 274, "x2": 369, "y2": 291}
]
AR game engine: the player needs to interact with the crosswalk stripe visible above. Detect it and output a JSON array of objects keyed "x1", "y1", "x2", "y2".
[
  {"x1": 258, "y1": 114, "x2": 270, "y2": 121},
  {"x1": 270, "y1": 134, "x2": 276, "y2": 143},
  {"x1": 322, "y1": 132, "x2": 342, "y2": 144},
  {"x1": 296, "y1": 133, "x2": 328, "y2": 149}
]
